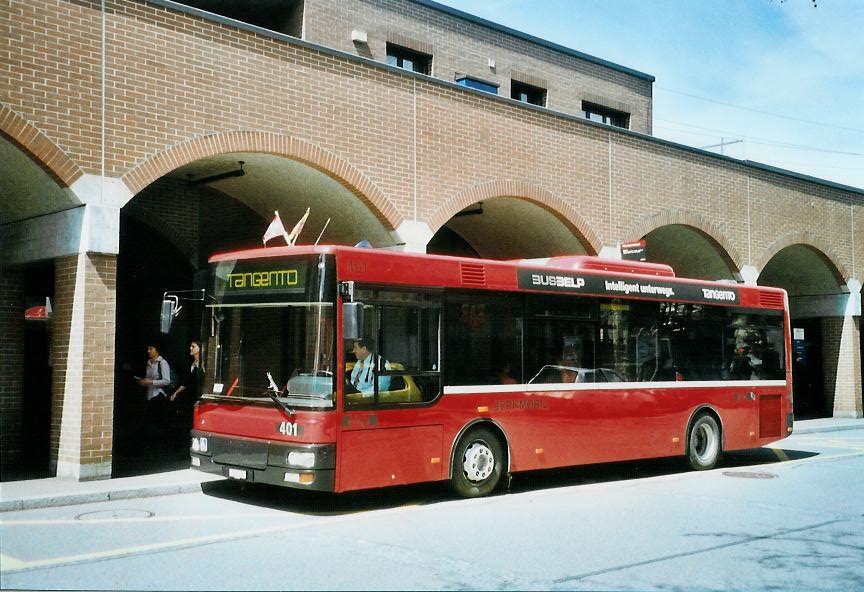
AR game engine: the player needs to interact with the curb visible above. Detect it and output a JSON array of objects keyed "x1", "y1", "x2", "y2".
[
  {"x1": 0, "y1": 480, "x2": 215, "y2": 513},
  {"x1": 792, "y1": 422, "x2": 864, "y2": 435}
]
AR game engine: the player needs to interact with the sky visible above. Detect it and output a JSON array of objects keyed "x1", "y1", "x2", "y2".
[{"x1": 439, "y1": 0, "x2": 864, "y2": 190}]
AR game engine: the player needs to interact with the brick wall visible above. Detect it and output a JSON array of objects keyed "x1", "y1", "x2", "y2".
[
  {"x1": 50, "y1": 253, "x2": 116, "y2": 479},
  {"x1": 303, "y1": 0, "x2": 653, "y2": 134},
  {"x1": 822, "y1": 315, "x2": 863, "y2": 418},
  {"x1": 1, "y1": 0, "x2": 858, "y2": 278},
  {"x1": 0, "y1": 268, "x2": 25, "y2": 472}
]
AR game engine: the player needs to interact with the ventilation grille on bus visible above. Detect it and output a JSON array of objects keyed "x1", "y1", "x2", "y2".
[
  {"x1": 759, "y1": 292, "x2": 785, "y2": 309},
  {"x1": 460, "y1": 263, "x2": 486, "y2": 287}
]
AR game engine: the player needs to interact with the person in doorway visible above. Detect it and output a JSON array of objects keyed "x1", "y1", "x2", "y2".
[
  {"x1": 170, "y1": 341, "x2": 205, "y2": 451},
  {"x1": 349, "y1": 338, "x2": 390, "y2": 396},
  {"x1": 137, "y1": 341, "x2": 173, "y2": 444}
]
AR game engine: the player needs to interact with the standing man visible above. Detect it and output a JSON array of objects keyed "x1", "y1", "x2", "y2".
[
  {"x1": 138, "y1": 341, "x2": 173, "y2": 443},
  {"x1": 349, "y1": 338, "x2": 390, "y2": 396}
]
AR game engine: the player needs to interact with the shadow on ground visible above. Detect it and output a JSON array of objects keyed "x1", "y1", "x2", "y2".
[{"x1": 200, "y1": 447, "x2": 818, "y2": 516}]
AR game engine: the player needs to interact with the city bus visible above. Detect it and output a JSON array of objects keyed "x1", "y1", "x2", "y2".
[{"x1": 184, "y1": 245, "x2": 792, "y2": 497}]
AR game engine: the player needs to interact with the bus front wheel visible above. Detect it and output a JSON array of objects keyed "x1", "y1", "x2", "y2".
[
  {"x1": 450, "y1": 427, "x2": 504, "y2": 498},
  {"x1": 687, "y1": 413, "x2": 722, "y2": 470}
]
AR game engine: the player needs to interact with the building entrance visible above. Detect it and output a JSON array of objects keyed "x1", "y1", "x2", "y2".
[
  {"x1": 112, "y1": 216, "x2": 196, "y2": 477},
  {"x1": 791, "y1": 319, "x2": 826, "y2": 419}
]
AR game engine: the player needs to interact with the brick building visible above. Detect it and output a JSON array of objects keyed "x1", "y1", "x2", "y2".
[{"x1": 0, "y1": 0, "x2": 861, "y2": 481}]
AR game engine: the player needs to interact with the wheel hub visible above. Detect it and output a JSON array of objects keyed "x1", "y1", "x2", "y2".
[
  {"x1": 693, "y1": 423, "x2": 717, "y2": 462},
  {"x1": 462, "y1": 441, "x2": 494, "y2": 482}
]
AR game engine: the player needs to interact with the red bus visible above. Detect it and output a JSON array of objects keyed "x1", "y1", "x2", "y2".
[{"x1": 184, "y1": 245, "x2": 792, "y2": 497}]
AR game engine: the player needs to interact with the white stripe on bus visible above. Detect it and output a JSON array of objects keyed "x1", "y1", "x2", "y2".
[{"x1": 443, "y1": 380, "x2": 787, "y2": 395}]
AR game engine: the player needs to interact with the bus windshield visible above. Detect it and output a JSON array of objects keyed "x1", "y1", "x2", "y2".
[{"x1": 205, "y1": 254, "x2": 336, "y2": 409}]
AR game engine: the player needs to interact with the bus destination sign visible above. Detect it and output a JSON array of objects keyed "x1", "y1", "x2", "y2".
[
  {"x1": 220, "y1": 262, "x2": 308, "y2": 296},
  {"x1": 517, "y1": 269, "x2": 739, "y2": 304}
]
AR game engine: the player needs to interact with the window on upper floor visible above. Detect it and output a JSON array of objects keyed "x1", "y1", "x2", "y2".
[
  {"x1": 175, "y1": 0, "x2": 304, "y2": 38},
  {"x1": 386, "y1": 43, "x2": 432, "y2": 75},
  {"x1": 511, "y1": 80, "x2": 546, "y2": 107},
  {"x1": 581, "y1": 102, "x2": 630, "y2": 129},
  {"x1": 455, "y1": 76, "x2": 499, "y2": 95}
]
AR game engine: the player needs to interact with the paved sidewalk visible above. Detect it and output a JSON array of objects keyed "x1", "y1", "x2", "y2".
[
  {"x1": 1, "y1": 418, "x2": 861, "y2": 512},
  {"x1": 0, "y1": 468, "x2": 222, "y2": 512}
]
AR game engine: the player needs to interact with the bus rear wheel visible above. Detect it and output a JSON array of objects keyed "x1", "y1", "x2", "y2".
[
  {"x1": 687, "y1": 413, "x2": 722, "y2": 470},
  {"x1": 450, "y1": 427, "x2": 504, "y2": 498}
]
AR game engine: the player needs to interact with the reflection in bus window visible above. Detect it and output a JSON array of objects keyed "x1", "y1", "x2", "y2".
[{"x1": 445, "y1": 293, "x2": 523, "y2": 386}]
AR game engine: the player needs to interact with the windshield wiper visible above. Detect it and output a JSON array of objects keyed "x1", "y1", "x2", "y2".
[{"x1": 266, "y1": 372, "x2": 295, "y2": 417}]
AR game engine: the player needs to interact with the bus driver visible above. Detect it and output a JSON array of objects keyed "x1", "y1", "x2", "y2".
[{"x1": 349, "y1": 338, "x2": 391, "y2": 396}]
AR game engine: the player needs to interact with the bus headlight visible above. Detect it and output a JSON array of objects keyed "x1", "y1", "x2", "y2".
[{"x1": 287, "y1": 451, "x2": 315, "y2": 468}]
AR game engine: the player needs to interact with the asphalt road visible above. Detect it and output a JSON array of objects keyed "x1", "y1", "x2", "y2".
[{"x1": 2, "y1": 429, "x2": 863, "y2": 591}]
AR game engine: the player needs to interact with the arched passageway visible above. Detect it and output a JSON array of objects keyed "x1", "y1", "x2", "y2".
[
  {"x1": 641, "y1": 224, "x2": 739, "y2": 281},
  {"x1": 113, "y1": 150, "x2": 399, "y2": 474},
  {"x1": 428, "y1": 196, "x2": 592, "y2": 259},
  {"x1": 0, "y1": 131, "x2": 74, "y2": 481},
  {"x1": 759, "y1": 244, "x2": 851, "y2": 418}
]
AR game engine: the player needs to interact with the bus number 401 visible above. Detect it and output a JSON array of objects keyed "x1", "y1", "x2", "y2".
[{"x1": 278, "y1": 421, "x2": 299, "y2": 436}]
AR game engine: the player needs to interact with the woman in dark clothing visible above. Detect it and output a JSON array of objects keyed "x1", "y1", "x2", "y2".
[{"x1": 170, "y1": 341, "x2": 204, "y2": 450}]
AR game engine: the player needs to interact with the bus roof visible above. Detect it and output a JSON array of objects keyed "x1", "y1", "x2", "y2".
[{"x1": 209, "y1": 244, "x2": 787, "y2": 309}]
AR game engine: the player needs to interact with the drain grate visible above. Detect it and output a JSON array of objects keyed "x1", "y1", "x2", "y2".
[
  {"x1": 722, "y1": 471, "x2": 778, "y2": 479},
  {"x1": 75, "y1": 509, "x2": 154, "y2": 521}
]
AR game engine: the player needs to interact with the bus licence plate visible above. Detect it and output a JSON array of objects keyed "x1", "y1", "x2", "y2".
[{"x1": 228, "y1": 468, "x2": 247, "y2": 480}]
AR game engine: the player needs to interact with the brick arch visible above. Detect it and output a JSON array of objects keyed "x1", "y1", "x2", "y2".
[
  {"x1": 428, "y1": 180, "x2": 602, "y2": 255},
  {"x1": 627, "y1": 209, "x2": 744, "y2": 273},
  {"x1": 0, "y1": 104, "x2": 84, "y2": 187},
  {"x1": 121, "y1": 131, "x2": 403, "y2": 230},
  {"x1": 757, "y1": 232, "x2": 850, "y2": 286}
]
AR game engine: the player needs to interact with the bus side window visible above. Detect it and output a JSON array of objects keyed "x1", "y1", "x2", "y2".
[
  {"x1": 445, "y1": 293, "x2": 523, "y2": 386},
  {"x1": 345, "y1": 288, "x2": 441, "y2": 407},
  {"x1": 378, "y1": 303, "x2": 440, "y2": 403}
]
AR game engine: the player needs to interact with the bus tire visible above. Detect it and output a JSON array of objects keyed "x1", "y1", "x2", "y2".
[
  {"x1": 450, "y1": 427, "x2": 504, "y2": 498},
  {"x1": 686, "y1": 413, "x2": 722, "y2": 471}
]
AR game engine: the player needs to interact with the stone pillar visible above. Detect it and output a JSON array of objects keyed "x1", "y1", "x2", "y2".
[
  {"x1": 392, "y1": 220, "x2": 432, "y2": 253},
  {"x1": 822, "y1": 315, "x2": 863, "y2": 419},
  {"x1": 0, "y1": 267, "x2": 26, "y2": 475},
  {"x1": 50, "y1": 253, "x2": 117, "y2": 480}
]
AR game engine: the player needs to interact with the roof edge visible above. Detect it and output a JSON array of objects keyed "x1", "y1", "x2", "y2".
[{"x1": 413, "y1": 0, "x2": 656, "y2": 82}]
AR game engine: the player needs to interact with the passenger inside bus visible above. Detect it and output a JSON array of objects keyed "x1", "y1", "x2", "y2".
[
  {"x1": 759, "y1": 342, "x2": 782, "y2": 379},
  {"x1": 729, "y1": 346, "x2": 753, "y2": 380}
]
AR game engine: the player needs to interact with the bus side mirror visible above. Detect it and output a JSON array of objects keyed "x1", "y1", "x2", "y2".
[
  {"x1": 343, "y1": 302, "x2": 364, "y2": 340},
  {"x1": 160, "y1": 295, "x2": 180, "y2": 334}
]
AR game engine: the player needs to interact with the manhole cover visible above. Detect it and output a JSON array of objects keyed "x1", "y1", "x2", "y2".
[
  {"x1": 722, "y1": 471, "x2": 778, "y2": 479},
  {"x1": 75, "y1": 509, "x2": 155, "y2": 521}
]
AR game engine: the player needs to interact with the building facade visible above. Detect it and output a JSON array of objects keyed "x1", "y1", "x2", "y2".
[{"x1": 0, "y1": 0, "x2": 861, "y2": 481}]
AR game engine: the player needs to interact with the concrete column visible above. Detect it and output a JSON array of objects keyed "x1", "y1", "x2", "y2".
[
  {"x1": 599, "y1": 244, "x2": 623, "y2": 260},
  {"x1": 822, "y1": 314, "x2": 863, "y2": 419},
  {"x1": 50, "y1": 253, "x2": 117, "y2": 480},
  {"x1": 740, "y1": 265, "x2": 759, "y2": 286},
  {"x1": 0, "y1": 268, "x2": 26, "y2": 474},
  {"x1": 392, "y1": 220, "x2": 432, "y2": 253}
]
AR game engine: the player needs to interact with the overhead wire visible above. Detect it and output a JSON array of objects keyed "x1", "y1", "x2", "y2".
[
  {"x1": 654, "y1": 86, "x2": 864, "y2": 135},
  {"x1": 654, "y1": 118, "x2": 864, "y2": 156}
]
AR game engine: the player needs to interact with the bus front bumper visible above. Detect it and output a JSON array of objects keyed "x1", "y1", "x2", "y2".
[{"x1": 189, "y1": 430, "x2": 335, "y2": 492}]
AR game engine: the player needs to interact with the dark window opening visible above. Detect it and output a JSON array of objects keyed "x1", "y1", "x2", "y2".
[
  {"x1": 511, "y1": 80, "x2": 546, "y2": 106},
  {"x1": 386, "y1": 44, "x2": 432, "y2": 75},
  {"x1": 456, "y1": 76, "x2": 499, "y2": 95},
  {"x1": 175, "y1": 0, "x2": 305, "y2": 38},
  {"x1": 581, "y1": 101, "x2": 630, "y2": 129}
]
